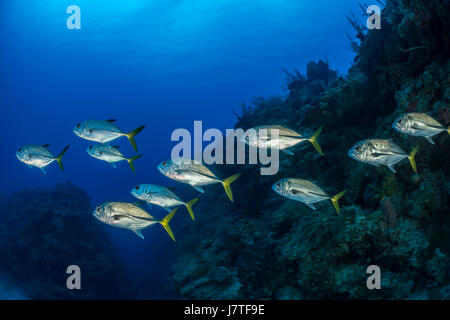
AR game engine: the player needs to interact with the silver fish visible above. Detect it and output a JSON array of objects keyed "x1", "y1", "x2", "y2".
[
  {"x1": 272, "y1": 178, "x2": 346, "y2": 214},
  {"x1": 73, "y1": 119, "x2": 145, "y2": 152},
  {"x1": 393, "y1": 112, "x2": 449, "y2": 144},
  {"x1": 16, "y1": 144, "x2": 69, "y2": 175},
  {"x1": 131, "y1": 184, "x2": 199, "y2": 221},
  {"x1": 348, "y1": 139, "x2": 419, "y2": 173},
  {"x1": 241, "y1": 125, "x2": 324, "y2": 156},
  {"x1": 157, "y1": 159, "x2": 241, "y2": 202},
  {"x1": 93, "y1": 201, "x2": 178, "y2": 241},
  {"x1": 87, "y1": 144, "x2": 142, "y2": 173}
]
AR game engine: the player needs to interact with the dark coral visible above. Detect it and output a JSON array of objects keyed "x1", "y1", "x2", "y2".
[
  {"x1": 172, "y1": 0, "x2": 450, "y2": 299},
  {"x1": 0, "y1": 182, "x2": 135, "y2": 299}
]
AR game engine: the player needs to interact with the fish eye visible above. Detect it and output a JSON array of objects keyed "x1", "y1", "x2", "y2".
[
  {"x1": 18, "y1": 148, "x2": 22, "y2": 152},
  {"x1": 162, "y1": 161, "x2": 167, "y2": 166},
  {"x1": 89, "y1": 146, "x2": 92, "y2": 150},
  {"x1": 77, "y1": 124, "x2": 81, "y2": 128},
  {"x1": 97, "y1": 207, "x2": 101, "y2": 212},
  {"x1": 135, "y1": 186, "x2": 140, "y2": 190}
]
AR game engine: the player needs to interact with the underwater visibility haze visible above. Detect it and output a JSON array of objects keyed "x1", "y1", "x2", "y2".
[{"x1": 0, "y1": 0, "x2": 449, "y2": 300}]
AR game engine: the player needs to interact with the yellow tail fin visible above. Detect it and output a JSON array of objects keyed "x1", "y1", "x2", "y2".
[
  {"x1": 221, "y1": 173, "x2": 242, "y2": 202},
  {"x1": 184, "y1": 198, "x2": 199, "y2": 221},
  {"x1": 447, "y1": 126, "x2": 449, "y2": 135},
  {"x1": 126, "y1": 125, "x2": 145, "y2": 152},
  {"x1": 160, "y1": 207, "x2": 178, "y2": 242},
  {"x1": 408, "y1": 145, "x2": 419, "y2": 174},
  {"x1": 330, "y1": 190, "x2": 347, "y2": 215},
  {"x1": 126, "y1": 154, "x2": 142, "y2": 173},
  {"x1": 56, "y1": 145, "x2": 70, "y2": 171},
  {"x1": 308, "y1": 125, "x2": 324, "y2": 156}
]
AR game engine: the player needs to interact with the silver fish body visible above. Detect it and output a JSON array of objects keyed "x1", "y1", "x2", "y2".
[
  {"x1": 157, "y1": 158, "x2": 241, "y2": 202},
  {"x1": 272, "y1": 178, "x2": 330, "y2": 207},
  {"x1": 73, "y1": 120, "x2": 145, "y2": 152},
  {"x1": 272, "y1": 178, "x2": 346, "y2": 214},
  {"x1": 348, "y1": 139, "x2": 418, "y2": 173},
  {"x1": 16, "y1": 145, "x2": 56, "y2": 168},
  {"x1": 393, "y1": 112, "x2": 448, "y2": 144},
  {"x1": 74, "y1": 120, "x2": 125, "y2": 143},
  {"x1": 158, "y1": 159, "x2": 221, "y2": 188},
  {"x1": 93, "y1": 202, "x2": 158, "y2": 231},
  {"x1": 87, "y1": 144, "x2": 126, "y2": 163},
  {"x1": 87, "y1": 144, "x2": 142, "y2": 172},
  {"x1": 131, "y1": 184, "x2": 185, "y2": 209},
  {"x1": 16, "y1": 144, "x2": 69, "y2": 174},
  {"x1": 241, "y1": 125, "x2": 307, "y2": 149},
  {"x1": 241, "y1": 125, "x2": 324, "y2": 156},
  {"x1": 93, "y1": 201, "x2": 178, "y2": 241}
]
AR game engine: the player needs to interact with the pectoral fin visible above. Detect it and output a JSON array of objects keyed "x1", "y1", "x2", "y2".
[
  {"x1": 110, "y1": 162, "x2": 117, "y2": 168},
  {"x1": 306, "y1": 203, "x2": 316, "y2": 210},
  {"x1": 387, "y1": 165, "x2": 397, "y2": 173},
  {"x1": 281, "y1": 149, "x2": 294, "y2": 155},
  {"x1": 192, "y1": 186, "x2": 205, "y2": 193},
  {"x1": 425, "y1": 136, "x2": 435, "y2": 145},
  {"x1": 132, "y1": 229, "x2": 144, "y2": 239},
  {"x1": 40, "y1": 167, "x2": 47, "y2": 175}
]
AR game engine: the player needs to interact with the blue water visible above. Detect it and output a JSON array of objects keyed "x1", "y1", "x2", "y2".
[{"x1": 0, "y1": 0, "x2": 362, "y2": 298}]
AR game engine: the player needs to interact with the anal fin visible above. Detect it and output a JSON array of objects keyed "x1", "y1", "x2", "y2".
[
  {"x1": 387, "y1": 165, "x2": 397, "y2": 173},
  {"x1": 281, "y1": 149, "x2": 294, "y2": 156}
]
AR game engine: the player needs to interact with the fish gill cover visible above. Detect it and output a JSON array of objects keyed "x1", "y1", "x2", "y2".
[{"x1": 171, "y1": 0, "x2": 450, "y2": 299}]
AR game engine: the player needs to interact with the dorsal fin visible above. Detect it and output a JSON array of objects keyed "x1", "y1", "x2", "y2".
[
  {"x1": 42, "y1": 144, "x2": 50, "y2": 148},
  {"x1": 106, "y1": 119, "x2": 117, "y2": 123}
]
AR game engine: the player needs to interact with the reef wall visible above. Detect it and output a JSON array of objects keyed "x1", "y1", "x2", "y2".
[
  {"x1": 171, "y1": 0, "x2": 450, "y2": 299},
  {"x1": 0, "y1": 182, "x2": 134, "y2": 299}
]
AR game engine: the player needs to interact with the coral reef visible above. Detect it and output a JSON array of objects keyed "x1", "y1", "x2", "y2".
[
  {"x1": 172, "y1": 0, "x2": 450, "y2": 299},
  {"x1": 0, "y1": 182, "x2": 135, "y2": 299}
]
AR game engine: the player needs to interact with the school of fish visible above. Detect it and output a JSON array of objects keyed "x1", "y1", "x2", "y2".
[{"x1": 16, "y1": 112, "x2": 449, "y2": 241}]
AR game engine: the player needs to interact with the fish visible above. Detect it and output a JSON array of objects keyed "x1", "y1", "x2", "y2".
[
  {"x1": 93, "y1": 201, "x2": 178, "y2": 241},
  {"x1": 241, "y1": 125, "x2": 324, "y2": 156},
  {"x1": 348, "y1": 139, "x2": 419, "y2": 173},
  {"x1": 16, "y1": 144, "x2": 70, "y2": 175},
  {"x1": 392, "y1": 112, "x2": 450, "y2": 144},
  {"x1": 131, "y1": 184, "x2": 199, "y2": 221},
  {"x1": 87, "y1": 144, "x2": 142, "y2": 173},
  {"x1": 73, "y1": 119, "x2": 145, "y2": 152},
  {"x1": 272, "y1": 178, "x2": 347, "y2": 214},
  {"x1": 157, "y1": 159, "x2": 241, "y2": 202}
]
